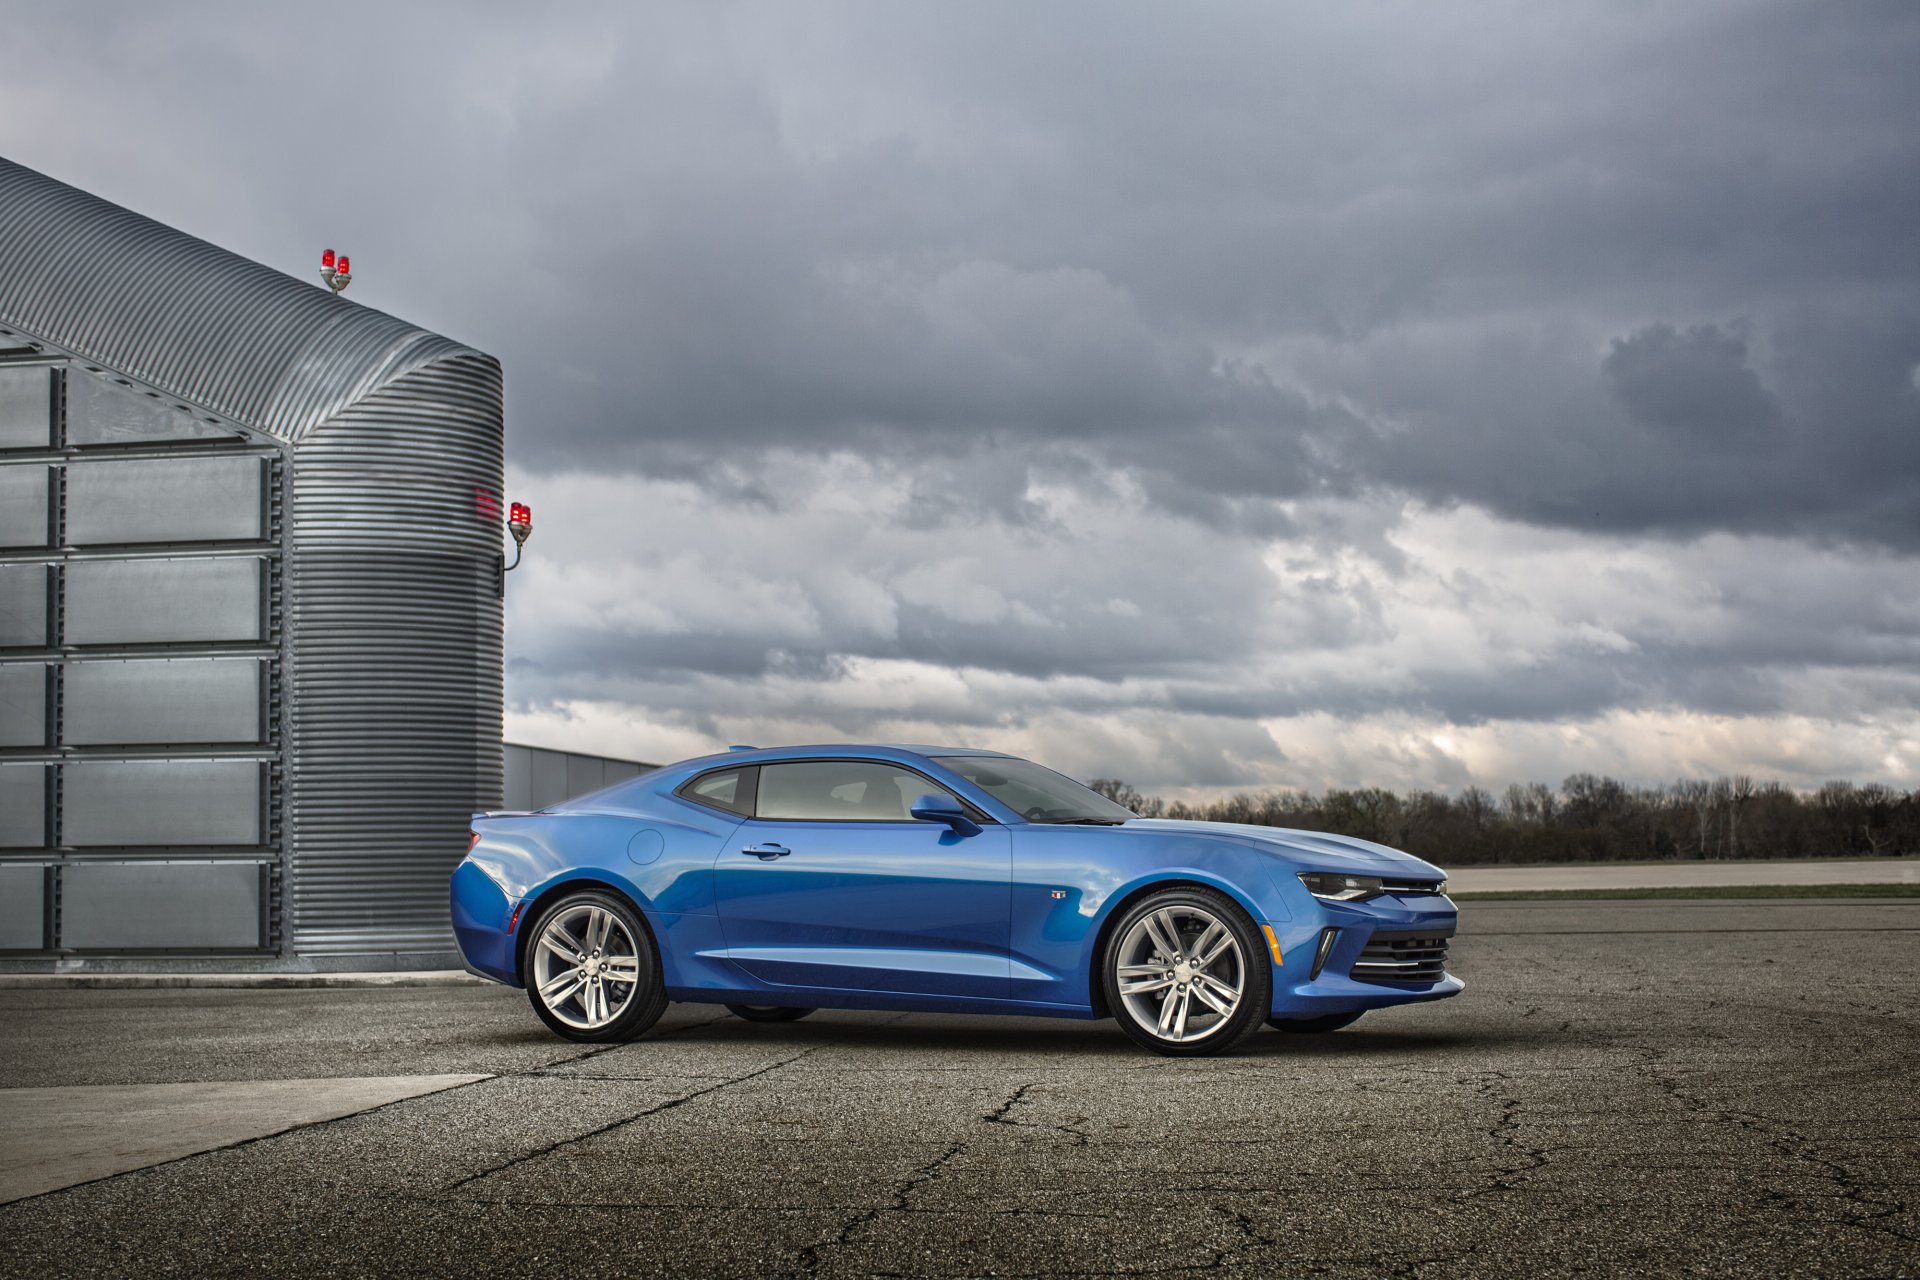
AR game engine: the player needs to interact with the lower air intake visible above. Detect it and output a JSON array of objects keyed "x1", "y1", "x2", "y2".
[{"x1": 1350, "y1": 931, "x2": 1451, "y2": 984}]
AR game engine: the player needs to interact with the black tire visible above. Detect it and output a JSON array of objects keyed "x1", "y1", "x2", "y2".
[
  {"x1": 522, "y1": 889, "x2": 668, "y2": 1043},
  {"x1": 725, "y1": 1005, "x2": 816, "y2": 1023},
  {"x1": 1101, "y1": 885, "x2": 1273, "y2": 1057},
  {"x1": 1268, "y1": 1011, "x2": 1365, "y2": 1034}
]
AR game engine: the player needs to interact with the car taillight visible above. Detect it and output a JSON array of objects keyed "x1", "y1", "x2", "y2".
[{"x1": 467, "y1": 830, "x2": 481, "y2": 853}]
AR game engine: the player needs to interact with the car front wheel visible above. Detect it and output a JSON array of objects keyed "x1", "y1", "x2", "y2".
[
  {"x1": 1102, "y1": 886, "x2": 1272, "y2": 1056},
  {"x1": 523, "y1": 890, "x2": 668, "y2": 1043}
]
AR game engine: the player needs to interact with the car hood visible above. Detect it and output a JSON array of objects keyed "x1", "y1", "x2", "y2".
[{"x1": 1123, "y1": 819, "x2": 1446, "y2": 879}]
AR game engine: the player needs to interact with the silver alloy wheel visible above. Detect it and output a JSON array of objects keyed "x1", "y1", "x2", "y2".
[
  {"x1": 1114, "y1": 904, "x2": 1246, "y2": 1043},
  {"x1": 530, "y1": 903, "x2": 642, "y2": 1031}
]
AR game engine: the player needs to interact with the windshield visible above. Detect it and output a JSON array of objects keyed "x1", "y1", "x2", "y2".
[{"x1": 934, "y1": 756, "x2": 1136, "y2": 824}]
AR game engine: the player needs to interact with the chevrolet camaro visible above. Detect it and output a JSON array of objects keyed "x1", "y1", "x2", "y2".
[{"x1": 451, "y1": 744, "x2": 1461, "y2": 1056}]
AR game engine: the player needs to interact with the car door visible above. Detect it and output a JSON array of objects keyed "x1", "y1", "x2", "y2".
[{"x1": 712, "y1": 758, "x2": 1012, "y2": 999}]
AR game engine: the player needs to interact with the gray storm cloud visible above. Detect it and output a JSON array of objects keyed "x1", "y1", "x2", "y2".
[{"x1": 5, "y1": 0, "x2": 1917, "y2": 790}]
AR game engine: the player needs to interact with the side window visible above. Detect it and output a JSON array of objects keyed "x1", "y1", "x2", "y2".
[
  {"x1": 678, "y1": 766, "x2": 755, "y2": 816},
  {"x1": 756, "y1": 761, "x2": 957, "y2": 822}
]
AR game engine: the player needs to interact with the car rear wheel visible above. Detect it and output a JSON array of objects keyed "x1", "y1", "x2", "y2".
[
  {"x1": 1102, "y1": 886, "x2": 1272, "y2": 1057},
  {"x1": 725, "y1": 1005, "x2": 815, "y2": 1023},
  {"x1": 523, "y1": 890, "x2": 667, "y2": 1043},
  {"x1": 1268, "y1": 1011, "x2": 1365, "y2": 1034}
]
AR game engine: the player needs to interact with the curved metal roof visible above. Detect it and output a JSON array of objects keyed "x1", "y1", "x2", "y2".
[{"x1": 0, "y1": 155, "x2": 489, "y2": 444}]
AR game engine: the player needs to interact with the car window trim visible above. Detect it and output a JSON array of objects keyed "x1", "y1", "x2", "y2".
[
  {"x1": 675, "y1": 764, "x2": 759, "y2": 817},
  {"x1": 746, "y1": 756, "x2": 997, "y2": 825}
]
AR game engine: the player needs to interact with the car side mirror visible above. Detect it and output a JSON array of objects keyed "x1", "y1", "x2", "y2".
[{"x1": 910, "y1": 793, "x2": 981, "y2": 836}]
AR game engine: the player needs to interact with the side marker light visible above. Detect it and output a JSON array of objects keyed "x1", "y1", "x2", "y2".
[
  {"x1": 1261, "y1": 924, "x2": 1284, "y2": 967},
  {"x1": 507, "y1": 901, "x2": 525, "y2": 934}
]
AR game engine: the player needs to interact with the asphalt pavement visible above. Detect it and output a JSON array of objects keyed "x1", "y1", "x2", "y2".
[{"x1": 2, "y1": 898, "x2": 1916, "y2": 1278}]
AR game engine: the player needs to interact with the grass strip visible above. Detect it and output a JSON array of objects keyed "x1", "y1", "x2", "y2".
[
  {"x1": 1452, "y1": 883, "x2": 1920, "y2": 902},
  {"x1": 1446, "y1": 857, "x2": 1918, "y2": 870}
]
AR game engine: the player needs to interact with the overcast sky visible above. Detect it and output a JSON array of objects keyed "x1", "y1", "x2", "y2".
[{"x1": 6, "y1": 1, "x2": 1917, "y2": 795}]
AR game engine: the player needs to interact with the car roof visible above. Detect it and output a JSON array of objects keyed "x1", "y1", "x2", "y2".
[{"x1": 670, "y1": 743, "x2": 1013, "y2": 772}]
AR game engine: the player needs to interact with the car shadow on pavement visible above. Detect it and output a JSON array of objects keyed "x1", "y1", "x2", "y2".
[{"x1": 613, "y1": 1011, "x2": 1530, "y2": 1058}]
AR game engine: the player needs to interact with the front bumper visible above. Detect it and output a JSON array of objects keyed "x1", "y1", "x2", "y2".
[{"x1": 1268, "y1": 892, "x2": 1463, "y2": 1017}]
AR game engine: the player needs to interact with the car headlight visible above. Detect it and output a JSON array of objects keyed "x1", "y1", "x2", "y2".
[{"x1": 1298, "y1": 872, "x2": 1385, "y2": 902}]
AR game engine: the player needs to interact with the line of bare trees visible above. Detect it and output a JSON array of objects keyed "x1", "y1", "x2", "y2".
[{"x1": 1086, "y1": 774, "x2": 1919, "y2": 865}]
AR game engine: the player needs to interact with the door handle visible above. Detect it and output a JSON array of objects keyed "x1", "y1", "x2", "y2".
[{"x1": 741, "y1": 843, "x2": 791, "y2": 859}]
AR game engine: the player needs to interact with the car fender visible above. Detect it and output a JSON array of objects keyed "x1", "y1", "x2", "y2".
[
  {"x1": 464, "y1": 809, "x2": 742, "y2": 989},
  {"x1": 1079, "y1": 864, "x2": 1276, "y2": 975},
  {"x1": 468, "y1": 812, "x2": 735, "y2": 914},
  {"x1": 1009, "y1": 824, "x2": 1297, "y2": 1010}
]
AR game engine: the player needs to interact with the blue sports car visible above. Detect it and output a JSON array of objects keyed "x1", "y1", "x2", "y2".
[{"x1": 452, "y1": 744, "x2": 1461, "y2": 1056}]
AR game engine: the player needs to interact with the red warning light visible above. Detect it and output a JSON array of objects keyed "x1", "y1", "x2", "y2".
[
  {"x1": 502, "y1": 501, "x2": 534, "y2": 575},
  {"x1": 319, "y1": 248, "x2": 350, "y2": 294}
]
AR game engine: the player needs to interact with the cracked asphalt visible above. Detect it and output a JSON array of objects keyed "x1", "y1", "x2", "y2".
[{"x1": 2, "y1": 898, "x2": 1917, "y2": 1278}]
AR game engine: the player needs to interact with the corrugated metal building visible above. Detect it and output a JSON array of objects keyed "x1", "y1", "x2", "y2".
[{"x1": 0, "y1": 156, "x2": 504, "y2": 970}]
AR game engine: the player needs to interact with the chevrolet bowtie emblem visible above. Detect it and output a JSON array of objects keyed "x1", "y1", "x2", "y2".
[{"x1": 1050, "y1": 890, "x2": 1068, "y2": 899}]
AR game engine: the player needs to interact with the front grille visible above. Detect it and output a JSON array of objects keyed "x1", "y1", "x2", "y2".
[
  {"x1": 1350, "y1": 931, "x2": 1451, "y2": 985},
  {"x1": 1380, "y1": 879, "x2": 1446, "y2": 896}
]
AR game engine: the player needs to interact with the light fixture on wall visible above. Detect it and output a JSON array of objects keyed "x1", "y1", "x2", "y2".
[
  {"x1": 506, "y1": 502, "x2": 532, "y2": 571},
  {"x1": 497, "y1": 501, "x2": 532, "y2": 599}
]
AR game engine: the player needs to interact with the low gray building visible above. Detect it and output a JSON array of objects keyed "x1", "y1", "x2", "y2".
[
  {"x1": 0, "y1": 157, "x2": 504, "y2": 970},
  {"x1": 504, "y1": 743, "x2": 656, "y2": 813}
]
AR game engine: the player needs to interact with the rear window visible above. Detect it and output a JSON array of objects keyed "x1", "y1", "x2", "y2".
[{"x1": 678, "y1": 766, "x2": 756, "y2": 816}]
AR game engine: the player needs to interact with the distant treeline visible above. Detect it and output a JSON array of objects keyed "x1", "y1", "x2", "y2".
[{"x1": 1086, "y1": 774, "x2": 1920, "y2": 865}]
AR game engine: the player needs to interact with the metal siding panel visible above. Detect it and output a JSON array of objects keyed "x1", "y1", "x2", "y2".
[
  {"x1": 565, "y1": 755, "x2": 603, "y2": 802},
  {"x1": 0, "y1": 865, "x2": 44, "y2": 948},
  {"x1": 604, "y1": 761, "x2": 641, "y2": 784},
  {"x1": 0, "y1": 564, "x2": 48, "y2": 647},
  {"x1": 67, "y1": 455, "x2": 265, "y2": 545},
  {"x1": 65, "y1": 558, "x2": 263, "y2": 645},
  {"x1": 285, "y1": 355, "x2": 503, "y2": 955},
  {"x1": 529, "y1": 750, "x2": 568, "y2": 811},
  {"x1": 64, "y1": 659, "x2": 263, "y2": 746},
  {"x1": 0, "y1": 662, "x2": 46, "y2": 747},
  {"x1": 0, "y1": 464, "x2": 49, "y2": 547},
  {"x1": 0, "y1": 158, "x2": 480, "y2": 444},
  {"x1": 503, "y1": 743, "x2": 532, "y2": 812},
  {"x1": 67, "y1": 370, "x2": 241, "y2": 446},
  {"x1": 61, "y1": 862, "x2": 263, "y2": 949},
  {"x1": 0, "y1": 765, "x2": 46, "y2": 846},
  {"x1": 63, "y1": 760, "x2": 262, "y2": 846},
  {"x1": 0, "y1": 365, "x2": 53, "y2": 449}
]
